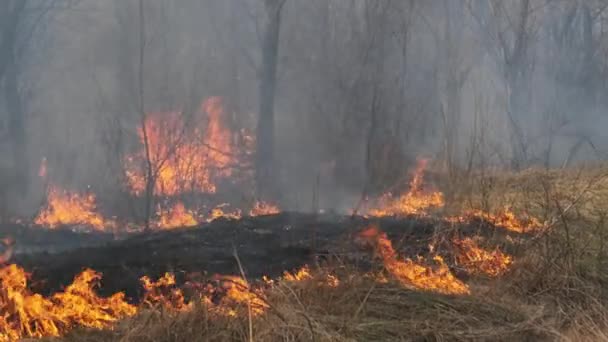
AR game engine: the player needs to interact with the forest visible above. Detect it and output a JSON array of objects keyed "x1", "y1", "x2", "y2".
[{"x1": 1, "y1": 1, "x2": 608, "y2": 341}]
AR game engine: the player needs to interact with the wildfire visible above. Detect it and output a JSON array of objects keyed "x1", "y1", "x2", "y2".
[
  {"x1": 249, "y1": 201, "x2": 280, "y2": 216},
  {"x1": 368, "y1": 159, "x2": 444, "y2": 217},
  {"x1": 140, "y1": 272, "x2": 189, "y2": 310},
  {"x1": 213, "y1": 275, "x2": 269, "y2": 317},
  {"x1": 453, "y1": 238, "x2": 512, "y2": 277},
  {"x1": 282, "y1": 265, "x2": 313, "y2": 282},
  {"x1": 0, "y1": 264, "x2": 136, "y2": 341},
  {"x1": 207, "y1": 203, "x2": 242, "y2": 222},
  {"x1": 156, "y1": 202, "x2": 198, "y2": 229},
  {"x1": 357, "y1": 226, "x2": 469, "y2": 295},
  {"x1": 458, "y1": 207, "x2": 543, "y2": 233},
  {"x1": 34, "y1": 185, "x2": 114, "y2": 231},
  {"x1": 281, "y1": 265, "x2": 340, "y2": 287},
  {"x1": 125, "y1": 96, "x2": 237, "y2": 197}
]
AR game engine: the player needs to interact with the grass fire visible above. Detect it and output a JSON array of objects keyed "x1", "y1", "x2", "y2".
[{"x1": 2, "y1": 1, "x2": 608, "y2": 341}]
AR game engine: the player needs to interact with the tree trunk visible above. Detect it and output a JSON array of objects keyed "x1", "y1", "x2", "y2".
[
  {"x1": 256, "y1": 0, "x2": 284, "y2": 199},
  {"x1": 506, "y1": 0, "x2": 531, "y2": 170},
  {"x1": 2, "y1": 1, "x2": 28, "y2": 196},
  {"x1": 6, "y1": 45, "x2": 28, "y2": 196}
]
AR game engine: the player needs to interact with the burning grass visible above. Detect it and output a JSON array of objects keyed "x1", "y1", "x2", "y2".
[
  {"x1": 10, "y1": 157, "x2": 608, "y2": 340},
  {"x1": 357, "y1": 226, "x2": 470, "y2": 295},
  {"x1": 366, "y1": 159, "x2": 445, "y2": 217},
  {"x1": 0, "y1": 264, "x2": 135, "y2": 340},
  {"x1": 34, "y1": 185, "x2": 115, "y2": 232},
  {"x1": 58, "y1": 266, "x2": 550, "y2": 342}
]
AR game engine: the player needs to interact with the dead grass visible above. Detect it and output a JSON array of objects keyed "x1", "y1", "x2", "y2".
[
  {"x1": 57, "y1": 268, "x2": 551, "y2": 342},
  {"x1": 50, "y1": 165, "x2": 608, "y2": 341}
]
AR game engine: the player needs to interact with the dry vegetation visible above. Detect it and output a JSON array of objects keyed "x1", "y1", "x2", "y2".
[{"x1": 42, "y1": 165, "x2": 608, "y2": 342}]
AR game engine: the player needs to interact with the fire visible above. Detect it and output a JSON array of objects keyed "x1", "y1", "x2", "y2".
[
  {"x1": 207, "y1": 203, "x2": 242, "y2": 222},
  {"x1": 453, "y1": 238, "x2": 512, "y2": 277},
  {"x1": 281, "y1": 265, "x2": 340, "y2": 287},
  {"x1": 156, "y1": 202, "x2": 198, "y2": 229},
  {"x1": 282, "y1": 265, "x2": 313, "y2": 282},
  {"x1": 459, "y1": 207, "x2": 543, "y2": 233},
  {"x1": 214, "y1": 276, "x2": 269, "y2": 317},
  {"x1": 0, "y1": 264, "x2": 136, "y2": 340},
  {"x1": 357, "y1": 226, "x2": 469, "y2": 295},
  {"x1": 249, "y1": 201, "x2": 280, "y2": 216},
  {"x1": 368, "y1": 159, "x2": 444, "y2": 217},
  {"x1": 140, "y1": 273, "x2": 189, "y2": 310},
  {"x1": 34, "y1": 185, "x2": 114, "y2": 231},
  {"x1": 125, "y1": 96, "x2": 237, "y2": 196}
]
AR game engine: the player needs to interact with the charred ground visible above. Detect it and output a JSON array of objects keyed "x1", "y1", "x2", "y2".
[{"x1": 7, "y1": 211, "x2": 518, "y2": 300}]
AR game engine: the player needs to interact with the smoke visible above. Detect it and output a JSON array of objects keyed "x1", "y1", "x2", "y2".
[{"x1": 1, "y1": 0, "x2": 607, "y2": 216}]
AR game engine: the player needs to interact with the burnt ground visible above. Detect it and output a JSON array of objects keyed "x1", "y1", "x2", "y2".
[{"x1": 2, "y1": 213, "x2": 520, "y2": 302}]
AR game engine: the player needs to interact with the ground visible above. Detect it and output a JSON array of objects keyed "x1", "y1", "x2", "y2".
[{"x1": 4, "y1": 164, "x2": 608, "y2": 341}]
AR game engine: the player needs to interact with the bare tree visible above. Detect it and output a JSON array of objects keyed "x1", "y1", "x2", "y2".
[
  {"x1": 470, "y1": 0, "x2": 538, "y2": 169},
  {"x1": 256, "y1": 0, "x2": 286, "y2": 199}
]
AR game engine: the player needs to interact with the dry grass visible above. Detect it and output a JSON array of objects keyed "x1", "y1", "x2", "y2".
[
  {"x1": 57, "y1": 268, "x2": 551, "y2": 342},
  {"x1": 50, "y1": 165, "x2": 608, "y2": 341}
]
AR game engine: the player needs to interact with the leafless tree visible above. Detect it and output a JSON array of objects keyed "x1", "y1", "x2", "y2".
[{"x1": 256, "y1": 0, "x2": 286, "y2": 199}]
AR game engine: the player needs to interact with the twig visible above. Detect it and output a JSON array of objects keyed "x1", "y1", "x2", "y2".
[{"x1": 232, "y1": 245, "x2": 253, "y2": 342}]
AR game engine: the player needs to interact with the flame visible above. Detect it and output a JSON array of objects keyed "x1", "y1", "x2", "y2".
[
  {"x1": 0, "y1": 264, "x2": 136, "y2": 340},
  {"x1": 453, "y1": 238, "x2": 512, "y2": 277},
  {"x1": 156, "y1": 202, "x2": 198, "y2": 229},
  {"x1": 140, "y1": 273, "x2": 189, "y2": 310},
  {"x1": 368, "y1": 159, "x2": 444, "y2": 217},
  {"x1": 139, "y1": 273, "x2": 268, "y2": 317},
  {"x1": 249, "y1": 201, "x2": 280, "y2": 216},
  {"x1": 214, "y1": 276, "x2": 269, "y2": 317},
  {"x1": 281, "y1": 265, "x2": 340, "y2": 287},
  {"x1": 34, "y1": 185, "x2": 114, "y2": 231},
  {"x1": 455, "y1": 207, "x2": 543, "y2": 233},
  {"x1": 125, "y1": 96, "x2": 237, "y2": 197},
  {"x1": 207, "y1": 203, "x2": 242, "y2": 222},
  {"x1": 357, "y1": 226, "x2": 469, "y2": 295},
  {"x1": 281, "y1": 265, "x2": 313, "y2": 282}
]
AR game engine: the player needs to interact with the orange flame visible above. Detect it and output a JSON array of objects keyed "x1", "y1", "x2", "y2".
[
  {"x1": 125, "y1": 96, "x2": 237, "y2": 196},
  {"x1": 249, "y1": 201, "x2": 280, "y2": 216},
  {"x1": 456, "y1": 207, "x2": 543, "y2": 234},
  {"x1": 140, "y1": 273, "x2": 190, "y2": 310},
  {"x1": 207, "y1": 204, "x2": 242, "y2": 222},
  {"x1": 368, "y1": 159, "x2": 444, "y2": 217},
  {"x1": 357, "y1": 226, "x2": 469, "y2": 295},
  {"x1": 453, "y1": 238, "x2": 512, "y2": 277},
  {"x1": 214, "y1": 275, "x2": 269, "y2": 317},
  {"x1": 0, "y1": 264, "x2": 136, "y2": 340},
  {"x1": 156, "y1": 202, "x2": 198, "y2": 230},
  {"x1": 281, "y1": 265, "x2": 340, "y2": 287},
  {"x1": 34, "y1": 185, "x2": 114, "y2": 231}
]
